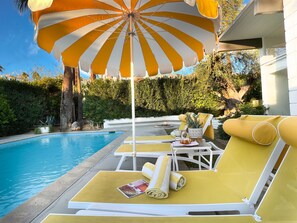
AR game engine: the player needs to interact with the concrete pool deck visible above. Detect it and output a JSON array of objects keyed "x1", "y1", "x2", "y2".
[{"x1": 0, "y1": 126, "x2": 170, "y2": 223}]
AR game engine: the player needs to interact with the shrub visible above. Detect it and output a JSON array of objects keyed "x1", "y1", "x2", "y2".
[
  {"x1": 238, "y1": 103, "x2": 265, "y2": 115},
  {"x1": 0, "y1": 79, "x2": 47, "y2": 135},
  {"x1": 34, "y1": 127, "x2": 42, "y2": 134},
  {"x1": 32, "y1": 77, "x2": 62, "y2": 122},
  {"x1": 0, "y1": 93, "x2": 16, "y2": 136},
  {"x1": 0, "y1": 77, "x2": 62, "y2": 136},
  {"x1": 83, "y1": 96, "x2": 132, "y2": 125},
  {"x1": 83, "y1": 76, "x2": 220, "y2": 125},
  {"x1": 217, "y1": 102, "x2": 266, "y2": 140}
]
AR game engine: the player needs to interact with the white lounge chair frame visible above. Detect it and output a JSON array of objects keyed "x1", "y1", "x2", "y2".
[{"x1": 172, "y1": 141, "x2": 225, "y2": 171}]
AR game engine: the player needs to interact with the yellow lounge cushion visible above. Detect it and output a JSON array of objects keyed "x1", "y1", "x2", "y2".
[
  {"x1": 204, "y1": 124, "x2": 214, "y2": 140},
  {"x1": 198, "y1": 113, "x2": 210, "y2": 127},
  {"x1": 42, "y1": 214, "x2": 256, "y2": 223},
  {"x1": 278, "y1": 117, "x2": 297, "y2": 148},
  {"x1": 223, "y1": 118, "x2": 277, "y2": 146}
]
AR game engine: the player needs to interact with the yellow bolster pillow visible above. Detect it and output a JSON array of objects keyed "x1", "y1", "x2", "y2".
[
  {"x1": 178, "y1": 114, "x2": 187, "y2": 122},
  {"x1": 223, "y1": 119, "x2": 277, "y2": 146},
  {"x1": 178, "y1": 114, "x2": 187, "y2": 130},
  {"x1": 278, "y1": 117, "x2": 297, "y2": 148}
]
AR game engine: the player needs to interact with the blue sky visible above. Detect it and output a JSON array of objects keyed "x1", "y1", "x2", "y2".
[
  {"x1": 0, "y1": 0, "x2": 63, "y2": 76},
  {"x1": 0, "y1": 0, "x2": 251, "y2": 77}
]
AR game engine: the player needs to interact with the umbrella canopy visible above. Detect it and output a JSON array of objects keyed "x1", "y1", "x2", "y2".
[
  {"x1": 31, "y1": 0, "x2": 221, "y2": 170},
  {"x1": 32, "y1": 0, "x2": 220, "y2": 77}
]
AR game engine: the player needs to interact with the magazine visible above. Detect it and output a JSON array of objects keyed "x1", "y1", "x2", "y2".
[{"x1": 117, "y1": 179, "x2": 149, "y2": 198}]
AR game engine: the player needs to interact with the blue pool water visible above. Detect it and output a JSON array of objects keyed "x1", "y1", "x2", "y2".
[{"x1": 0, "y1": 132, "x2": 122, "y2": 218}]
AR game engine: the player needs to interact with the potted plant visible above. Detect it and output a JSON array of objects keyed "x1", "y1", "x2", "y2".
[
  {"x1": 39, "y1": 125, "x2": 50, "y2": 134},
  {"x1": 186, "y1": 113, "x2": 203, "y2": 140},
  {"x1": 35, "y1": 115, "x2": 55, "y2": 134}
]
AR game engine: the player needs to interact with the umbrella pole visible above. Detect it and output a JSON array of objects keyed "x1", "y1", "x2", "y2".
[{"x1": 129, "y1": 14, "x2": 137, "y2": 171}]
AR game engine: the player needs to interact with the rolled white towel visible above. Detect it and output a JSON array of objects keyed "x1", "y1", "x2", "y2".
[
  {"x1": 145, "y1": 156, "x2": 171, "y2": 199},
  {"x1": 142, "y1": 162, "x2": 186, "y2": 191}
]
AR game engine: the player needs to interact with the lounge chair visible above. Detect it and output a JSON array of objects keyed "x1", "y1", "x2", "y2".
[
  {"x1": 123, "y1": 113, "x2": 214, "y2": 144},
  {"x1": 116, "y1": 113, "x2": 217, "y2": 170},
  {"x1": 68, "y1": 115, "x2": 286, "y2": 215},
  {"x1": 114, "y1": 141, "x2": 223, "y2": 170},
  {"x1": 41, "y1": 116, "x2": 297, "y2": 223}
]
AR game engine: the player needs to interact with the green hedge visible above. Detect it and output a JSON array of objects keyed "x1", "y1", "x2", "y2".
[
  {"x1": 0, "y1": 78, "x2": 61, "y2": 136},
  {"x1": 32, "y1": 77, "x2": 62, "y2": 121},
  {"x1": 83, "y1": 76, "x2": 220, "y2": 124},
  {"x1": 0, "y1": 93, "x2": 16, "y2": 135},
  {"x1": 0, "y1": 73, "x2": 260, "y2": 135}
]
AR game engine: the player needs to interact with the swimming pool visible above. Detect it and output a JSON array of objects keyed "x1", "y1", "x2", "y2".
[{"x1": 0, "y1": 132, "x2": 122, "y2": 218}]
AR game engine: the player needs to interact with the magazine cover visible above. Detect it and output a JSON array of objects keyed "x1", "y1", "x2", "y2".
[{"x1": 117, "y1": 179, "x2": 149, "y2": 198}]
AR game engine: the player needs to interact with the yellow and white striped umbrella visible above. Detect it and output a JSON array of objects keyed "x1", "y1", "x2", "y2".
[
  {"x1": 30, "y1": 0, "x2": 220, "y2": 170},
  {"x1": 31, "y1": 0, "x2": 220, "y2": 78}
]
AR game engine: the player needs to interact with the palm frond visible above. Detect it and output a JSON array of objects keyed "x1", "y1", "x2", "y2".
[{"x1": 15, "y1": 0, "x2": 28, "y2": 13}]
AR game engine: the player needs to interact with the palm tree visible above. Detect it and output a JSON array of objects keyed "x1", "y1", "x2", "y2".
[
  {"x1": 0, "y1": 65, "x2": 4, "y2": 73},
  {"x1": 15, "y1": 0, "x2": 28, "y2": 13},
  {"x1": 15, "y1": 0, "x2": 82, "y2": 131}
]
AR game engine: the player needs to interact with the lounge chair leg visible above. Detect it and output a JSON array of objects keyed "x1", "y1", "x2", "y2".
[{"x1": 116, "y1": 156, "x2": 126, "y2": 171}]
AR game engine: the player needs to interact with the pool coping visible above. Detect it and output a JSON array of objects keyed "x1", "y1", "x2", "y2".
[
  {"x1": 0, "y1": 130, "x2": 130, "y2": 223},
  {"x1": 0, "y1": 130, "x2": 123, "y2": 145}
]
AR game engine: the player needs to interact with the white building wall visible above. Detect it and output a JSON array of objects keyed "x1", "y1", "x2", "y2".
[
  {"x1": 260, "y1": 53, "x2": 290, "y2": 115},
  {"x1": 283, "y1": 0, "x2": 297, "y2": 115}
]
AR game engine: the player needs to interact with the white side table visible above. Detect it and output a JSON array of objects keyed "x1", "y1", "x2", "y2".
[{"x1": 171, "y1": 141, "x2": 215, "y2": 171}]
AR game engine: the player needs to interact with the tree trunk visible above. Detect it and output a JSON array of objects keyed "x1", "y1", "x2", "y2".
[
  {"x1": 221, "y1": 84, "x2": 250, "y2": 116},
  {"x1": 90, "y1": 69, "x2": 96, "y2": 82},
  {"x1": 60, "y1": 66, "x2": 74, "y2": 131},
  {"x1": 72, "y1": 68, "x2": 77, "y2": 122},
  {"x1": 75, "y1": 67, "x2": 83, "y2": 129}
]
